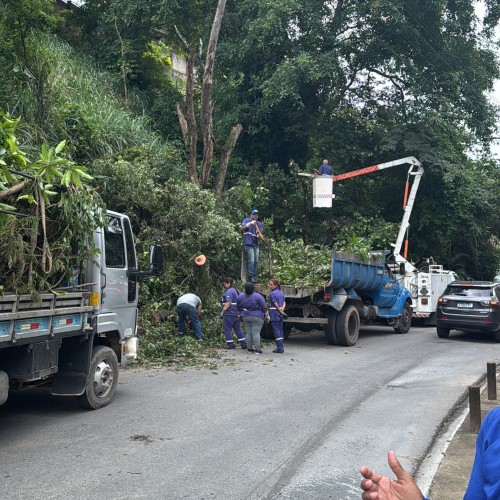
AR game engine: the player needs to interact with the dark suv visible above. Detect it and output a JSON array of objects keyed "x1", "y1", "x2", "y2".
[{"x1": 436, "y1": 281, "x2": 500, "y2": 341}]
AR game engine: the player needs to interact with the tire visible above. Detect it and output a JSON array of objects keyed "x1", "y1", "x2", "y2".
[
  {"x1": 394, "y1": 302, "x2": 412, "y2": 334},
  {"x1": 323, "y1": 309, "x2": 338, "y2": 345},
  {"x1": 495, "y1": 331, "x2": 500, "y2": 343},
  {"x1": 335, "y1": 305, "x2": 360, "y2": 347},
  {"x1": 283, "y1": 324, "x2": 292, "y2": 339},
  {"x1": 437, "y1": 327, "x2": 450, "y2": 339},
  {"x1": 260, "y1": 322, "x2": 274, "y2": 340},
  {"x1": 78, "y1": 345, "x2": 119, "y2": 410}
]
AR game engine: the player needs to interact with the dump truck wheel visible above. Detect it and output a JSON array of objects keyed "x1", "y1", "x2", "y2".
[
  {"x1": 437, "y1": 327, "x2": 450, "y2": 339},
  {"x1": 260, "y1": 322, "x2": 274, "y2": 340},
  {"x1": 283, "y1": 324, "x2": 292, "y2": 339},
  {"x1": 335, "y1": 305, "x2": 360, "y2": 346},
  {"x1": 394, "y1": 303, "x2": 412, "y2": 334},
  {"x1": 324, "y1": 309, "x2": 338, "y2": 345},
  {"x1": 78, "y1": 346, "x2": 119, "y2": 410}
]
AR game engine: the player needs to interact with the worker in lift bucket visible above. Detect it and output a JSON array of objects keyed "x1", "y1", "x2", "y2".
[{"x1": 313, "y1": 159, "x2": 333, "y2": 175}]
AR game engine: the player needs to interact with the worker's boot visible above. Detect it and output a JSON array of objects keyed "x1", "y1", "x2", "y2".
[{"x1": 273, "y1": 338, "x2": 284, "y2": 353}]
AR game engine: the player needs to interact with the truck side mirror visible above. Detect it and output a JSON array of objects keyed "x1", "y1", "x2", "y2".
[{"x1": 150, "y1": 245, "x2": 164, "y2": 275}]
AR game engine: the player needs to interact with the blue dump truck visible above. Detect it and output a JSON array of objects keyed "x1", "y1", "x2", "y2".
[{"x1": 279, "y1": 251, "x2": 413, "y2": 346}]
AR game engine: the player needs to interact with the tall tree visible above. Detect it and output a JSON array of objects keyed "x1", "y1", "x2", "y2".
[
  {"x1": 171, "y1": 0, "x2": 243, "y2": 192},
  {"x1": 216, "y1": 0, "x2": 499, "y2": 168}
]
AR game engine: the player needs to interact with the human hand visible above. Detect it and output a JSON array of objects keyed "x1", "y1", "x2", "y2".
[{"x1": 359, "y1": 451, "x2": 424, "y2": 500}]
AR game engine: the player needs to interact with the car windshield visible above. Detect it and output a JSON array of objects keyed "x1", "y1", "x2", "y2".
[{"x1": 447, "y1": 287, "x2": 491, "y2": 297}]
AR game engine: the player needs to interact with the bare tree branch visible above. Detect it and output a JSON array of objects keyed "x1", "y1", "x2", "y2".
[
  {"x1": 0, "y1": 181, "x2": 26, "y2": 200},
  {"x1": 214, "y1": 124, "x2": 243, "y2": 196},
  {"x1": 200, "y1": 0, "x2": 227, "y2": 187}
]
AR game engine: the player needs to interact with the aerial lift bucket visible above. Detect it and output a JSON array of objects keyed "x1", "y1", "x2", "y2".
[{"x1": 312, "y1": 176, "x2": 335, "y2": 207}]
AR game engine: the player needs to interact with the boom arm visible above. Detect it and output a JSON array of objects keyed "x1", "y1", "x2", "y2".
[
  {"x1": 299, "y1": 156, "x2": 423, "y2": 267},
  {"x1": 332, "y1": 156, "x2": 423, "y2": 268}
]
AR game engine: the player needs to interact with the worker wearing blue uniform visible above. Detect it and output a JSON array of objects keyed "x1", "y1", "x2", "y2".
[
  {"x1": 268, "y1": 278, "x2": 286, "y2": 353},
  {"x1": 237, "y1": 282, "x2": 267, "y2": 353},
  {"x1": 221, "y1": 277, "x2": 247, "y2": 349},
  {"x1": 313, "y1": 159, "x2": 333, "y2": 175},
  {"x1": 240, "y1": 209, "x2": 264, "y2": 283}
]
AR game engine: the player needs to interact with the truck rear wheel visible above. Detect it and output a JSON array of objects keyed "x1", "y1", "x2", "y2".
[
  {"x1": 324, "y1": 309, "x2": 338, "y2": 345},
  {"x1": 261, "y1": 322, "x2": 273, "y2": 340},
  {"x1": 394, "y1": 303, "x2": 412, "y2": 334},
  {"x1": 335, "y1": 305, "x2": 360, "y2": 346},
  {"x1": 78, "y1": 345, "x2": 119, "y2": 410}
]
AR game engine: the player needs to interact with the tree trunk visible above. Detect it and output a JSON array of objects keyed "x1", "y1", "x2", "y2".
[
  {"x1": 184, "y1": 49, "x2": 198, "y2": 184},
  {"x1": 114, "y1": 18, "x2": 128, "y2": 105},
  {"x1": 214, "y1": 124, "x2": 243, "y2": 196},
  {"x1": 176, "y1": 103, "x2": 188, "y2": 142},
  {"x1": 200, "y1": 0, "x2": 227, "y2": 187}
]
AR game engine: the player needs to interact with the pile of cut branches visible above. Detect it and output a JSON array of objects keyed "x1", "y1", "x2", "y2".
[
  {"x1": 0, "y1": 112, "x2": 104, "y2": 294},
  {"x1": 271, "y1": 238, "x2": 332, "y2": 287}
]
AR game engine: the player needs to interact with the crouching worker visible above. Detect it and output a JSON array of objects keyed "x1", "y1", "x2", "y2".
[
  {"x1": 176, "y1": 293, "x2": 204, "y2": 341},
  {"x1": 268, "y1": 278, "x2": 286, "y2": 353},
  {"x1": 221, "y1": 277, "x2": 247, "y2": 349}
]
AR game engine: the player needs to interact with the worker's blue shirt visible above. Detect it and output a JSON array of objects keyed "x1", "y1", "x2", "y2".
[
  {"x1": 464, "y1": 406, "x2": 500, "y2": 499},
  {"x1": 241, "y1": 217, "x2": 263, "y2": 247},
  {"x1": 237, "y1": 292, "x2": 266, "y2": 319},
  {"x1": 269, "y1": 289, "x2": 285, "y2": 321},
  {"x1": 222, "y1": 287, "x2": 239, "y2": 316},
  {"x1": 318, "y1": 164, "x2": 333, "y2": 175}
]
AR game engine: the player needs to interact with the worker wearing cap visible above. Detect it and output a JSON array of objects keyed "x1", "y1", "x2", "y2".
[{"x1": 240, "y1": 209, "x2": 264, "y2": 283}]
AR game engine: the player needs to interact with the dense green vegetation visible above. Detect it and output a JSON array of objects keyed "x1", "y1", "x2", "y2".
[{"x1": 0, "y1": 0, "x2": 499, "y2": 359}]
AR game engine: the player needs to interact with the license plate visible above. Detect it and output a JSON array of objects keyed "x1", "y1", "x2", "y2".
[{"x1": 457, "y1": 302, "x2": 473, "y2": 308}]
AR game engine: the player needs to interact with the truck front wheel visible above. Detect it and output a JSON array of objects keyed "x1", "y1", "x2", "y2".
[
  {"x1": 78, "y1": 345, "x2": 119, "y2": 410},
  {"x1": 324, "y1": 309, "x2": 338, "y2": 345},
  {"x1": 335, "y1": 305, "x2": 360, "y2": 347},
  {"x1": 394, "y1": 303, "x2": 412, "y2": 334}
]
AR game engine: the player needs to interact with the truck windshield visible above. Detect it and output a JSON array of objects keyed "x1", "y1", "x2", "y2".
[
  {"x1": 447, "y1": 287, "x2": 491, "y2": 297},
  {"x1": 105, "y1": 216, "x2": 125, "y2": 268}
]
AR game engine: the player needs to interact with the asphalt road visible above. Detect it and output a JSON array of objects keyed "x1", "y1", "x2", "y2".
[{"x1": 0, "y1": 326, "x2": 499, "y2": 500}]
